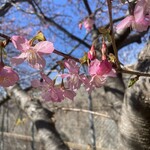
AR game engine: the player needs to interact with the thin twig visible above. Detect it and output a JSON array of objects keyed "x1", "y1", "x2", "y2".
[
  {"x1": 54, "y1": 106, "x2": 112, "y2": 119},
  {"x1": 106, "y1": 0, "x2": 121, "y2": 68},
  {"x1": 119, "y1": 68, "x2": 150, "y2": 77}
]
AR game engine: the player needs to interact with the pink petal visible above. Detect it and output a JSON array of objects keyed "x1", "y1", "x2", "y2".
[
  {"x1": 29, "y1": 55, "x2": 46, "y2": 70},
  {"x1": 59, "y1": 73, "x2": 70, "y2": 78},
  {"x1": 79, "y1": 23, "x2": 82, "y2": 29},
  {"x1": 83, "y1": 18, "x2": 94, "y2": 31},
  {"x1": 68, "y1": 75, "x2": 81, "y2": 90},
  {"x1": 134, "y1": 0, "x2": 146, "y2": 22},
  {"x1": 41, "y1": 73, "x2": 53, "y2": 85},
  {"x1": 116, "y1": 16, "x2": 134, "y2": 31},
  {"x1": 11, "y1": 53, "x2": 27, "y2": 66},
  {"x1": 42, "y1": 90, "x2": 53, "y2": 101},
  {"x1": 63, "y1": 90, "x2": 76, "y2": 100},
  {"x1": 97, "y1": 60, "x2": 112, "y2": 76},
  {"x1": 132, "y1": 22, "x2": 148, "y2": 32},
  {"x1": 31, "y1": 79, "x2": 42, "y2": 87},
  {"x1": 0, "y1": 66, "x2": 19, "y2": 87},
  {"x1": 64, "y1": 59, "x2": 79, "y2": 74},
  {"x1": 89, "y1": 59, "x2": 100, "y2": 75},
  {"x1": 79, "y1": 75, "x2": 94, "y2": 94},
  {"x1": 104, "y1": 69, "x2": 116, "y2": 77},
  {"x1": 34, "y1": 41, "x2": 54, "y2": 54},
  {"x1": 11, "y1": 36, "x2": 30, "y2": 52},
  {"x1": 55, "y1": 88, "x2": 64, "y2": 102},
  {"x1": 90, "y1": 75, "x2": 106, "y2": 88}
]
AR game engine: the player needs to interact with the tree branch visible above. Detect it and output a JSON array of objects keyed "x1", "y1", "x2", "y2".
[
  {"x1": 30, "y1": 0, "x2": 91, "y2": 48},
  {"x1": 0, "y1": 0, "x2": 27, "y2": 17}
]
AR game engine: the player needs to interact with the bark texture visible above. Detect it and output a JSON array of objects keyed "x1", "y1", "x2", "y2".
[
  {"x1": 6, "y1": 85, "x2": 70, "y2": 150},
  {"x1": 119, "y1": 42, "x2": 150, "y2": 150}
]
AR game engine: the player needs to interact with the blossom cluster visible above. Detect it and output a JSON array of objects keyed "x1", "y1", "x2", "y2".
[
  {"x1": 0, "y1": 33, "x2": 116, "y2": 102},
  {"x1": 79, "y1": 17, "x2": 94, "y2": 32},
  {"x1": 31, "y1": 40, "x2": 116, "y2": 102},
  {"x1": 116, "y1": 0, "x2": 150, "y2": 32},
  {"x1": 0, "y1": 35, "x2": 54, "y2": 88}
]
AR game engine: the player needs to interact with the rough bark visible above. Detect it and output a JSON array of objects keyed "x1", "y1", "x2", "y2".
[
  {"x1": 6, "y1": 85, "x2": 70, "y2": 150},
  {"x1": 119, "y1": 42, "x2": 150, "y2": 150}
]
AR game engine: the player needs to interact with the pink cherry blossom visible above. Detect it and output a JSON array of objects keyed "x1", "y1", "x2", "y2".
[
  {"x1": 83, "y1": 17, "x2": 94, "y2": 32},
  {"x1": 0, "y1": 65, "x2": 19, "y2": 87},
  {"x1": 88, "y1": 59, "x2": 116, "y2": 88},
  {"x1": 11, "y1": 36, "x2": 54, "y2": 70},
  {"x1": 60, "y1": 59, "x2": 94, "y2": 93},
  {"x1": 63, "y1": 59, "x2": 82, "y2": 90},
  {"x1": 79, "y1": 74, "x2": 95, "y2": 94},
  {"x1": 116, "y1": 0, "x2": 150, "y2": 32},
  {"x1": 31, "y1": 73, "x2": 76, "y2": 102}
]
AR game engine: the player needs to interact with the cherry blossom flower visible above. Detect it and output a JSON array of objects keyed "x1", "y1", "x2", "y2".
[
  {"x1": 60, "y1": 59, "x2": 95, "y2": 93},
  {"x1": 0, "y1": 64, "x2": 19, "y2": 87},
  {"x1": 11, "y1": 36, "x2": 54, "y2": 70},
  {"x1": 31, "y1": 73, "x2": 76, "y2": 102},
  {"x1": 116, "y1": 0, "x2": 150, "y2": 32},
  {"x1": 88, "y1": 59, "x2": 116, "y2": 88},
  {"x1": 62, "y1": 59, "x2": 82, "y2": 90},
  {"x1": 79, "y1": 74, "x2": 95, "y2": 94},
  {"x1": 83, "y1": 17, "x2": 94, "y2": 32}
]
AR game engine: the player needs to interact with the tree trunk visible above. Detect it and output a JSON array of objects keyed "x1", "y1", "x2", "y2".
[
  {"x1": 119, "y1": 42, "x2": 150, "y2": 150},
  {"x1": 6, "y1": 85, "x2": 70, "y2": 150}
]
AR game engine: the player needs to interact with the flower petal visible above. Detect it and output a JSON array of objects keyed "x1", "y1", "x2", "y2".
[
  {"x1": 0, "y1": 66, "x2": 19, "y2": 87},
  {"x1": 116, "y1": 16, "x2": 134, "y2": 31},
  {"x1": 11, "y1": 36, "x2": 30, "y2": 52},
  {"x1": 29, "y1": 55, "x2": 46, "y2": 70},
  {"x1": 134, "y1": 0, "x2": 146, "y2": 22},
  {"x1": 90, "y1": 75, "x2": 106, "y2": 88},
  {"x1": 41, "y1": 73, "x2": 53, "y2": 85},
  {"x1": 34, "y1": 41, "x2": 54, "y2": 54},
  {"x1": 63, "y1": 90, "x2": 76, "y2": 100},
  {"x1": 64, "y1": 59, "x2": 79, "y2": 74},
  {"x1": 97, "y1": 60, "x2": 112, "y2": 76},
  {"x1": 31, "y1": 79, "x2": 42, "y2": 87},
  {"x1": 89, "y1": 59, "x2": 100, "y2": 75},
  {"x1": 11, "y1": 53, "x2": 27, "y2": 66}
]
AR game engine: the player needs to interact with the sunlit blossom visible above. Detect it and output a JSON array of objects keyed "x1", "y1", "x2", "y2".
[
  {"x1": 116, "y1": 0, "x2": 150, "y2": 32},
  {"x1": 88, "y1": 59, "x2": 116, "y2": 88},
  {"x1": 83, "y1": 17, "x2": 94, "y2": 32},
  {"x1": 31, "y1": 73, "x2": 76, "y2": 102},
  {"x1": 11, "y1": 36, "x2": 54, "y2": 70}
]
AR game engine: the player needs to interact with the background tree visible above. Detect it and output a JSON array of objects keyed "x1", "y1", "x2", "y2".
[{"x1": 0, "y1": 0, "x2": 150, "y2": 150}]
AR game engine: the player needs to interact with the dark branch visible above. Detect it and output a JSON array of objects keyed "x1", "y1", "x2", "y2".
[
  {"x1": 0, "y1": 0, "x2": 27, "y2": 17},
  {"x1": 30, "y1": 0, "x2": 91, "y2": 48},
  {"x1": 83, "y1": 0, "x2": 92, "y2": 15}
]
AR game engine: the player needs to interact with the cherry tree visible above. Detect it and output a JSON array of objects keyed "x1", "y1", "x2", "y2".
[{"x1": 0, "y1": 0, "x2": 150, "y2": 150}]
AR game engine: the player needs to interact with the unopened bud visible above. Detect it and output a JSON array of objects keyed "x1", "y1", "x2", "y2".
[{"x1": 88, "y1": 45, "x2": 96, "y2": 60}]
